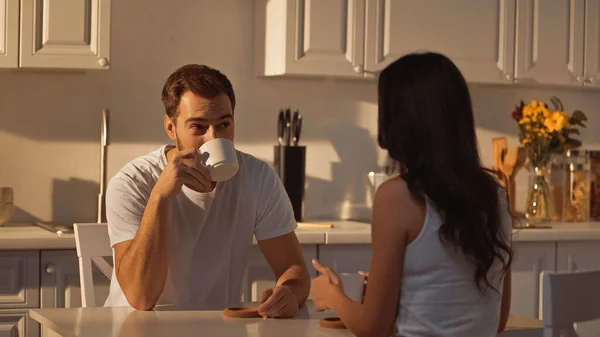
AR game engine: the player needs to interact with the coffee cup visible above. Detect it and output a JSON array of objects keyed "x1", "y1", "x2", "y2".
[
  {"x1": 339, "y1": 272, "x2": 366, "y2": 303},
  {"x1": 198, "y1": 138, "x2": 239, "y2": 182}
]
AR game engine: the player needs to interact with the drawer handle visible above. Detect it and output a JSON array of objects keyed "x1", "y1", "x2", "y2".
[{"x1": 46, "y1": 264, "x2": 56, "y2": 274}]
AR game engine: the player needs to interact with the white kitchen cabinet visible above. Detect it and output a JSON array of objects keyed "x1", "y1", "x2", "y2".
[
  {"x1": 510, "y1": 242, "x2": 556, "y2": 319},
  {"x1": 0, "y1": 0, "x2": 18, "y2": 68},
  {"x1": 555, "y1": 241, "x2": 600, "y2": 337},
  {"x1": 19, "y1": 0, "x2": 111, "y2": 69},
  {"x1": 0, "y1": 309, "x2": 39, "y2": 337},
  {"x1": 363, "y1": 0, "x2": 516, "y2": 84},
  {"x1": 317, "y1": 245, "x2": 371, "y2": 274},
  {"x1": 514, "y1": 0, "x2": 585, "y2": 86},
  {"x1": 40, "y1": 250, "x2": 110, "y2": 310},
  {"x1": 584, "y1": 0, "x2": 600, "y2": 87},
  {"x1": 255, "y1": 0, "x2": 365, "y2": 78},
  {"x1": 241, "y1": 246, "x2": 317, "y2": 302}
]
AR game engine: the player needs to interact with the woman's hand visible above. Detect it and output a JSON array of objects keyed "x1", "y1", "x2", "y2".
[{"x1": 310, "y1": 259, "x2": 343, "y2": 311}]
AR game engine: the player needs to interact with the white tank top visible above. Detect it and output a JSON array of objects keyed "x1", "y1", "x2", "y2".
[{"x1": 396, "y1": 192, "x2": 512, "y2": 336}]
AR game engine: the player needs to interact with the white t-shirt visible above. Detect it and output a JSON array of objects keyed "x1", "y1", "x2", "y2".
[{"x1": 103, "y1": 145, "x2": 297, "y2": 310}]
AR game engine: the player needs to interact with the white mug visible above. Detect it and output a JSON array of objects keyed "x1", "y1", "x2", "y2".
[
  {"x1": 199, "y1": 138, "x2": 239, "y2": 182},
  {"x1": 339, "y1": 272, "x2": 366, "y2": 303}
]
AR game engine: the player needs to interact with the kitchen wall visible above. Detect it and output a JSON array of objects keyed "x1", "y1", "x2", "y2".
[{"x1": 1, "y1": 0, "x2": 599, "y2": 224}]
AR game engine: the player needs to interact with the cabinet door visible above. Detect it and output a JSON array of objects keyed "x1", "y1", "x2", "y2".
[
  {"x1": 364, "y1": 0, "x2": 516, "y2": 84},
  {"x1": 0, "y1": 251, "x2": 39, "y2": 310},
  {"x1": 241, "y1": 245, "x2": 317, "y2": 302},
  {"x1": 40, "y1": 250, "x2": 110, "y2": 309},
  {"x1": 584, "y1": 0, "x2": 600, "y2": 87},
  {"x1": 19, "y1": 0, "x2": 111, "y2": 69},
  {"x1": 256, "y1": 0, "x2": 365, "y2": 77},
  {"x1": 555, "y1": 242, "x2": 600, "y2": 337},
  {"x1": 0, "y1": 0, "x2": 18, "y2": 68},
  {"x1": 510, "y1": 242, "x2": 556, "y2": 319},
  {"x1": 514, "y1": 0, "x2": 585, "y2": 86},
  {"x1": 0, "y1": 309, "x2": 40, "y2": 337},
  {"x1": 317, "y1": 245, "x2": 371, "y2": 274}
]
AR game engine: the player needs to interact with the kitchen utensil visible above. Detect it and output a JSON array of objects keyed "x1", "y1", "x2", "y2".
[
  {"x1": 0, "y1": 187, "x2": 14, "y2": 226},
  {"x1": 98, "y1": 109, "x2": 109, "y2": 223},
  {"x1": 284, "y1": 108, "x2": 292, "y2": 146},
  {"x1": 292, "y1": 110, "x2": 302, "y2": 146},
  {"x1": 297, "y1": 222, "x2": 333, "y2": 229},
  {"x1": 277, "y1": 109, "x2": 284, "y2": 146},
  {"x1": 199, "y1": 138, "x2": 239, "y2": 182},
  {"x1": 33, "y1": 222, "x2": 74, "y2": 235},
  {"x1": 223, "y1": 307, "x2": 262, "y2": 318},
  {"x1": 492, "y1": 137, "x2": 508, "y2": 172}
]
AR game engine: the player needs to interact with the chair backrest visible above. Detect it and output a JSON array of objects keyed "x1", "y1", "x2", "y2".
[
  {"x1": 541, "y1": 269, "x2": 600, "y2": 337},
  {"x1": 74, "y1": 223, "x2": 113, "y2": 307}
]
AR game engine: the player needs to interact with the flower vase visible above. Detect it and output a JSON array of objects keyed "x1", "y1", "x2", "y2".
[{"x1": 525, "y1": 162, "x2": 553, "y2": 226}]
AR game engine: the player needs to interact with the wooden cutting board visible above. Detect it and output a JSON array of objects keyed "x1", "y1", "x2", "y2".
[{"x1": 297, "y1": 223, "x2": 334, "y2": 229}]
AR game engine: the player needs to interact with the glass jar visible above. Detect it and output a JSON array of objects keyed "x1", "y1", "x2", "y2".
[
  {"x1": 590, "y1": 151, "x2": 600, "y2": 221},
  {"x1": 549, "y1": 154, "x2": 567, "y2": 221},
  {"x1": 562, "y1": 150, "x2": 591, "y2": 222}
]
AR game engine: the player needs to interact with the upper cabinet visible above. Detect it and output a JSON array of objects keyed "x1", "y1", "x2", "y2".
[
  {"x1": 364, "y1": 0, "x2": 516, "y2": 84},
  {"x1": 20, "y1": 0, "x2": 111, "y2": 69},
  {"x1": 0, "y1": 0, "x2": 111, "y2": 70},
  {"x1": 585, "y1": 0, "x2": 600, "y2": 87},
  {"x1": 0, "y1": 0, "x2": 19, "y2": 68},
  {"x1": 256, "y1": 0, "x2": 600, "y2": 88},
  {"x1": 255, "y1": 0, "x2": 365, "y2": 78},
  {"x1": 514, "y1": 0, "x2": 585, "y2": 86}
]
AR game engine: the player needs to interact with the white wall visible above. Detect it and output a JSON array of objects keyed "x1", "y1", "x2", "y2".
[{"x1": 1, "y1": 0, "x2": 599, "y2": 224}]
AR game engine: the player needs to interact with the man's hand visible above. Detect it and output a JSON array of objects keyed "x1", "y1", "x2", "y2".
[
  {"x1": 257, "y1": 286, "x2": 298, "y2": 318},
  {"x1": 153, "y1": 149, "x2": 213, "y2": 199}
]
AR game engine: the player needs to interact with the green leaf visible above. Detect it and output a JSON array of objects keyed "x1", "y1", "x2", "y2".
[
  {"x1": 549, "y1": 96, "x2": 563, "y2": 111},
  {"x1": 571, "y1": 110, "x2": 588, "y2": 122},
  {"x1": 564, "y1": 138, "x2": 583, "y2": 149},
  {"x1": 567, "y1": 128, "x2": 581, "y2": 135}
]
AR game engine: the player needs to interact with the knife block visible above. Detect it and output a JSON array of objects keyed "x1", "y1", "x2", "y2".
[{"x1": 274, "y1": 146, "x2": 306, "y2": 222}]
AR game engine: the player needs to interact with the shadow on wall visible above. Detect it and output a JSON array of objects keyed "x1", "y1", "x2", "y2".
[
  {"x1": 304, "y1": 123, "x2": 378, "y2": 221},
  {"x1": 51, "y1": 178, "x2": 99, "y2": 224}
]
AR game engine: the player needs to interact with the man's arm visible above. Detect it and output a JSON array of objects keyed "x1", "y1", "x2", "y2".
[
  {"x1": 257, "y1": 232, "x2": 311, "y2": 305},
  {"x1": 113, "y1": 193, "x2": 170, "y2": 310},
  {"x1": 111, "y1": 149, "x2": 212, "y2": 310}
]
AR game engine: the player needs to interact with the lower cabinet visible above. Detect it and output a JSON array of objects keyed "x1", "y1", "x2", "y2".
[
  {"x1": 39, "y1": 250, "x2": 111, "y2": 337},
  {"x1": 555, "y1": 241, "x2": 600, "y2": 337},
  {"x1": 510, "y1": 242, "x2": 556, "y2": 319},
  {"x1": 0, "y1": 309, "x2": 39, "y2": 337},
  {"x1": 317, "y1": 245, "x2": 371, "y2": 274}
]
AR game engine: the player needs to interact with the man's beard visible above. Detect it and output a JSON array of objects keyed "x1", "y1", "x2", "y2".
[{"x1": 175, "y1": 131, "x2": 183, "y2": 150}]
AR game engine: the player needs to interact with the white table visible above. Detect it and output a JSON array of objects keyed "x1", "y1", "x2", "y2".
[{"x1": 30, "y1": 302, "x2": 543, "y2": 337}]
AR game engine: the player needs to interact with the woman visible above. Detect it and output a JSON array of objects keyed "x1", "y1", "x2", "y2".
[{"x1": 311, "y1": 52, "x2": 513, "y2": 337}]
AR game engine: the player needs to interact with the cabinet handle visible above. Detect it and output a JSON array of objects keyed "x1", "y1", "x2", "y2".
[
  {"x1": 353, "y1": 65, "x2": 364, "y2": 74},
  {"x1": 504, "y1": 74, "x2": 512, "y2": 81},
  {"x1": 585, "y1": 77, "x2": 595, "y2": 85},
  {"x1": 45, "y1": 264, "x2": 56, "y2": 274},
  {"x1": 98, "y1": 57, "x2": 109, "y2": 67},
  {"x1": 576, "y1": 76, "x2": 583, "y2": 83}
]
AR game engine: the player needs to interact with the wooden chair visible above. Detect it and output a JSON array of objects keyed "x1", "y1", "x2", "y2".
[
  {"x1": 541, "y1": 269, "x2": 600, "y2": 337},
  {"x1": 74, "y1": 223, "x2": 113, "y2": 307}
]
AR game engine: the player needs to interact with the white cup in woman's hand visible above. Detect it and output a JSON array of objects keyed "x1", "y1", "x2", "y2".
[{"x1": 339, "y1": 273, "x2": 366, "y2": 303}]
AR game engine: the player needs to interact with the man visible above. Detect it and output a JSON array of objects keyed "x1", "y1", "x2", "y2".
[{"x1": 103, "y1": 64, "x2": 310, "y2": 318}]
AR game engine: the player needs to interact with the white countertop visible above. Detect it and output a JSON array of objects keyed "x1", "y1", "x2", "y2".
[
  {"x1": 3, "y1": 221, "x2": 600, "y2": 250},
  {"x1": 29, "y1": 301, "x2": 542, "y2": 337}
]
